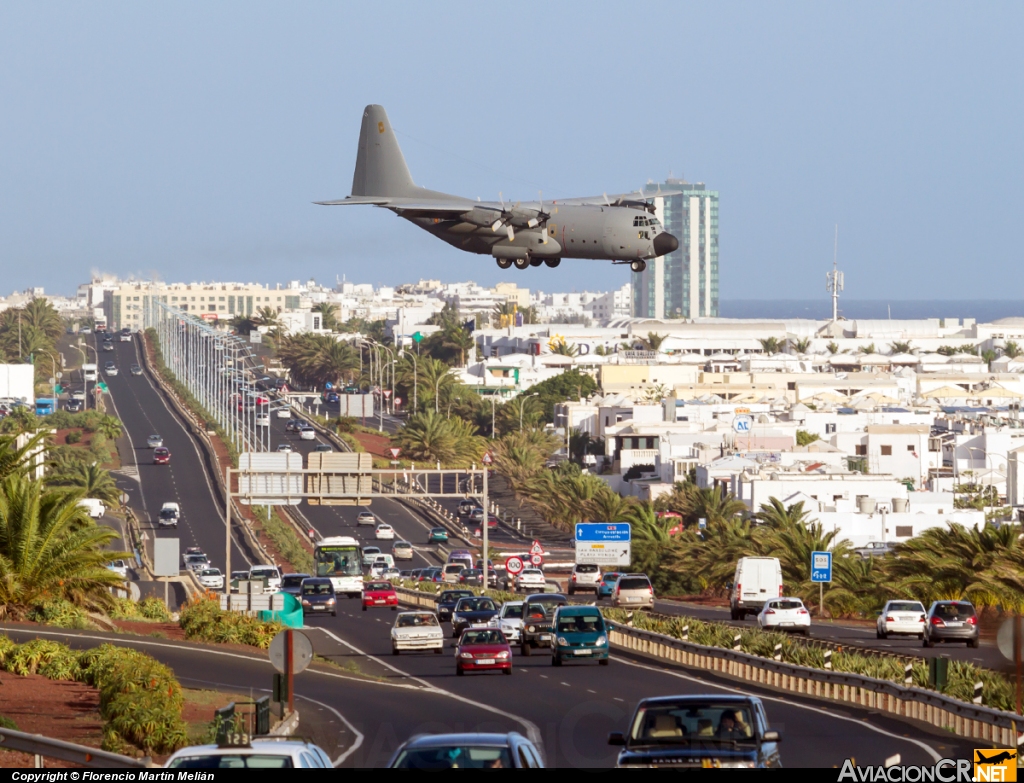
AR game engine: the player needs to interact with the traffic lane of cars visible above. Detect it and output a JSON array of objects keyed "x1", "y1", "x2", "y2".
[
  {"x1": 267, "y1": 414, "x2": 440, "y2": 569},
  {"x1": 645, "y1": 597, "x2": 1006, "y2": 669},
  {"x1": 103, "y1": 337, "x2": 248, "y2": 572},
  {"x1": 0, "y1": 625, "x2": 520, "y2": 769},
  {"x1": 302, "y1": 601, "x2": 960, "y2": 768}
]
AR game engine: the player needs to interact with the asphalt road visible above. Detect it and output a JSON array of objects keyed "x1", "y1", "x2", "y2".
[
  {"x1": 98, "y1": 335, "x2": 249, "y2": 574},
  {"x1": 1, "y1": 613, "x2": 973, "y2": 769}
]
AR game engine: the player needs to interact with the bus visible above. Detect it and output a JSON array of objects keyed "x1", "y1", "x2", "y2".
[{"x1": 314, "y1": 536, "x2": 363, "y2": 597}]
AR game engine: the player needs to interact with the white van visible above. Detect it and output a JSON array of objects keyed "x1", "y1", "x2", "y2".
[
  {"x1": 78, "y1": 498, "x2": 105, "y2": 519},
  {"x1": 730, "y1": 557, "x2": 783, "y2": 619}
]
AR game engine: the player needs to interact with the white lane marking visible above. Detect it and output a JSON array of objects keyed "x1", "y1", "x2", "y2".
[
  {"x1": 612, "y1": 656, "x2": 942, "y2": 763},
  {"x1": 176, "y1": 676, "x2": 363, "y2": 766},
  {"x1": 312, "y1": 627, "x2": 544, "y2": 753},
  {"x1": 613, "y1": 697, "x2": 624, "y2": 702},
  {"x1": 587, "y1": 689, "x2": 597, "y2": 694},
  {"x1": 560, "y1": 682, "x2": 570, "y2": 687}
]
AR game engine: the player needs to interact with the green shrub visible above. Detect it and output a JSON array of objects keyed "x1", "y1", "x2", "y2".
[
  {"x1": 28, "y1": 600, "x2": 94, "y2": 629},
  {"x1": 253, "y1": 508, "x2": 313, "y2": 574},
  {"x1": 0, "y1": 639, "x2": 80, "y2": 679},
  {"x1": 179, "y1": 596, "x2": 282, "y2": 649},
  {"x1": 109, "y1": 597, "x2": 172, "y2": 622},
  {"x1": 65, "y1": 430, "x2": 82, "y2": 444},
  {"x1": 0, "y1": 716, "x2": 17, "y2": 730}
]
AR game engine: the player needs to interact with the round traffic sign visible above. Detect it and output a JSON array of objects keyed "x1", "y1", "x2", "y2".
[
  {"x1": 269, "y1": 630, "x2": 314, "y2": 675},
  {"x1": 530, "y1": 553, "x2": 543, "y2": 566},
  {"x1": 505, "y1": 556, "x2": 525, "y2": 575}
]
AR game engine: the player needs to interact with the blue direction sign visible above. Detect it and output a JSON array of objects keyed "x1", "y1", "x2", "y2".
[
  {"x1": 810, "y1": 551, "x2": 832, "y2": 583},
  {"x1": 575, "y1": 523, "x2": 631, "y2": 542}
]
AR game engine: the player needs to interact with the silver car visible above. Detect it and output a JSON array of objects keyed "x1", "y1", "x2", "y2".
[
  {"x1": 147, "y1": 434, "x2": 163, "y2": 448},
  {"x1": 611, "y1": 574, "x2": 655, "y2": 609}
]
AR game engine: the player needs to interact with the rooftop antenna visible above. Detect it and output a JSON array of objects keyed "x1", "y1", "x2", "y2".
[{"x1": 826, "y1": 224, "x2": 844, "y2": 323}]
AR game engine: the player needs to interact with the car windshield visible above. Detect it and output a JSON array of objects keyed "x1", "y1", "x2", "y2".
[
  {"x1": 502, "y1": 604, "x2": 524, "y2": 619},
  {"x1": 575, "y1": 564, "x2": 599, "y2": 574},
  {"x1": 159, "y1": 509, "x2": 175, "y2": 518},
  {"x1": 200, "y1": 569, "x2": 220, "y2": 577},
  {"x1": 602, "y1": 573, "x2": 620, "y2": 583},
  {"x1": 456, "y1": 598, "x2": 496, "y2": 613},
  {"x1": 444, "y1": 565, "x2": 464, "y2": 574},
  {"x1": 630, "y1": 703, "x2": 756, "y2": 745},
  {"x1": 251, "y1": 568, "x2": 278, "y2": 578},
  {"x1": 302, "y1": 582, "x2": 333, "y2": 595},
  {"x1": 441, "y1": 592, "x2": 472, "y2": 603},
  {"x1": 315, "y1": 546, "x2": 361, "y2": 577},
  {"x1": 525, "y1": 602, "x2": 556, "y2": 621},
  {"x1": 281, "y1": 575, "x2": 308, "y2": 588},
  {"x1": 397, "y1": 614, "x2": 438, "y2": 628},
  {"x1": 365, "y1": 582, "x2": 391, "y2": 591},
  {"x1": 556, "y1": 613, "x2": 604, "y2": 633},
  {"x1": 392, "y1": 746, "x2": 513, "y2": 769},
  {"x1": 364, "y1": 547, "x2": 380, "y2": 555},
  {"x1": 431, "y1": 528, "x2": 447, "y2": 536},
  {"x1": 462, "y1": 630, "x2": 505, "y2": 645},
  {"x1": 169, "y1": 755, "x2": 294, "y2": 768},
  {"x1": 618, "y1": 577, "x2": 651, "y2": 590},
  {"x1": 889, "y1": 602, "x2": 925, "y2": 613},
  {"x1": 935, "y1": 602, "x2": 976, "y2": 619}
]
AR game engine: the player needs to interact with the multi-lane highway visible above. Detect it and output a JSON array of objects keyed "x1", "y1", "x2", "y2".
[{"x1": 97, "y1": 335, "x2": 250, "y2": 575}]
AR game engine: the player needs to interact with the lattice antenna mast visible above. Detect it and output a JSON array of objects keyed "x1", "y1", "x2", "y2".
[{"x1": 826, "y1": 224, "x2": 844, "y2": 322}]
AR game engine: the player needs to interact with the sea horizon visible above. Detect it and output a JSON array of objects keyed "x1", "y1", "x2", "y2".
[{"x1": 718, "y1": 299, "x2": 1024, "y2": 323}]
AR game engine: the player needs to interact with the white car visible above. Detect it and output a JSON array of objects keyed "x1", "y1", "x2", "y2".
[
  {"x1": 71, "y1": 389, "x2": 86, "y2": 401},
  {"x1": 876, "y1": 600, "x2": 927, "y2": 639},
  {"x1": 391, "y1": 611, "x2": 444, "y2": 654},
  {"x1": 165, "y1": 740, "x2": 333, "y2": 768},
  {"x1": 276, "y1": 443, "x2": 294, "y2": 452},
  {"x1": 489, "y1": 600, "x2": 524, "y2": 643},
  {"x1": 249, "y1": 565, "x2": 282, "y2": 591},
  {"x1": 382, "y1": 567, "x2": 402, "y2": 581},
  {"x1": 255, "y1": 414, "x2": 270, "y2": 427},
  {"x1": 515, "y1": 568, "x2": 547, "y2": 593},
  {"x1": 361, "y1": 546, "x2": 382, "y2": 566},
  {"x1": 147, "y1": 434, "x2": 164, "y2": 449},
  {"x1": 107, "y1": 560, "x2": 129, "y2": 580},
  {"x1": 375, "y1": 524, "x2": 395, "y2": 540},
  {"x1": 158, "y1": 502, "x2": 180, "y2": 528},
  {"x1": 197, "y1": 568, "x2": 225, "y2": 590},
  {"x1": 757, "y1": 597, "x2": 811, "y2": 635},
  {"x1": 119, "y1": 332, "x2": 132, "y2": 342},
  {"x1": 275, "y1": 407, "x2": 292, "y2": 418},
  {"x1": 105, "y1": 366, "x2": 119, "y2": 376},
  {"x1": 392, "y1": 541, "x2": 414, "y2": 560},
  {"x1": 298, "y1": 425, "x2": 316, "y2": 441},
  {"x1": 356, "y1": 510, "x2": 376, "y2": 526},
  {"x1": 568, "y1": 562, "x2": 601, "y2": 594}
]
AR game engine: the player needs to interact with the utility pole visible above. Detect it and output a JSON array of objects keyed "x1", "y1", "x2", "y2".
[{"x1": 826, "y1": 225, "x2": 843, "y2": 323}]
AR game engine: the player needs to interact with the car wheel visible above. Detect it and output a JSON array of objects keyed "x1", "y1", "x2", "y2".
[
  {"x1": 434, "y1": 646, "x2": 443, "y2": 654},
  {"x1": 730, "y1": 608, "x2": 739, "y2": 621},
  {"x1": 918, "y1": 633, "x2": 925, "y2": 640},
  {"x1": 599, "y1": 658, "x2": 609, "y2": 666},
  {"x1": 968, "y1": 638, "x2": 979, "y2": 648},
  {"x1": 568, "y1": 587, "x2": 575, "y2": 596},
  {"x1": 391, "y1": 606, "x2": 397, "y2": 611},
  {"x1": 922, "y1": 637, "x2": 930, "y2": 648},
  {"x1": 456, "y1": 666, "x2": 464, "y2": 676},
  {"x1": 393, "y1": 648, "x2": 400, "y2": 656},
  {"x1": 362, "y1": 605, "x2": 367, "y2": 612},
  {"x1": 521, "y1": 643, "x2": 531, "y2": 657},
  {"x1": 332, "y1": 611, "x2": 337, "y2": 617},
  {"x1": 551, "y1": 655, "x2": 562, "y2": 667},
  {"x1": 503, "y1": 667, "x2": 512, "y2": 675}
]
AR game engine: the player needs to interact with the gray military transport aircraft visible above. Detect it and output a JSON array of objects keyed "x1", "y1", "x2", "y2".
[{"x1": 316, "y1": 105, "x2": 680, "y2": 272}]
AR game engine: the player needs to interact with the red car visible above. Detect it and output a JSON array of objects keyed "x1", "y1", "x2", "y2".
[
  {"x1": 362, "y1": 580, "x2": 398, "y2": 612},
  {"x1": 456, "y1": 629, "x2": 513, "y2": 676},
  {"x1": 153, "y1": 447, "x2": 171, "y2": 465}
]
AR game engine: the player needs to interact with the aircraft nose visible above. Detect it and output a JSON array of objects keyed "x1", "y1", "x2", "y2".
[{"x1": 653, "y1": 232, "x2": 679, "y2": 256}]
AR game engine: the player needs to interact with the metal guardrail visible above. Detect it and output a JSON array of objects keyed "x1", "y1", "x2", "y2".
[
  {"x1": 392, "y1": 585, "x2": 1023, "y2": 745},
  {"x1": 0, "y1": 727, "x2": 150, "y2": 768}
]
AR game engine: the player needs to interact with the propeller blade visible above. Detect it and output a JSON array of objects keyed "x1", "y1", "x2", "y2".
[
  {"x1": 603, "y1": 192, "x2": 610, "y2": 206},
  {"x1": 491, "y1": 219, "x2": 503, "y2": 233},
  {"x1": 506, "y1": 225, "x2": 515, "y2": 241},
  {"x1": 499, "y1": 192, "x2": 505, "y2": 210},
  {"x1": 527, "y1": 218, "x2": 539, "y2": 228}
]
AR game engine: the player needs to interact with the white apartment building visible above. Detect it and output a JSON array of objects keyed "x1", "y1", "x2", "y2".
[{"x1": 104, "y1": 281, "x2": 303, "y2": 329}]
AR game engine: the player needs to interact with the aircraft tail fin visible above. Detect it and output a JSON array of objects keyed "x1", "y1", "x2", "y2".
[{"x1": 351, "y1": 105, "x2": 417, "y2": 197}]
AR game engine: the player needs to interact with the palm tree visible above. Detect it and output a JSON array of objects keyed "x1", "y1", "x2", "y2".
[
  {"x1": 758, "y1": 337, "x2": 783, "y2": 354},
  {"x1": 640, "y1": 332, "x2": 667, "y2": 352},
  {"x1": 937, "y1": 345, "x2": 958, "y2": 356},
  {"x1": 825, "y1": 341, "x2": 840, "y2": 355},
  {"x1": 440, "y1": 324, "x2": 475, "y2": 367},
  {"x1": 685, "y1": 485, "x2": 747, "y2": 528},
  {"x1": 255, "y1": 306, "x2": 281, "y2": 328},
  {"x1": 753, "y1": 497, "x2": 812, "y2": 529},
  {"x1": 549, "y1": 338, "x2": 579, "y2": 357},
  {"x1": 495, "y1": 394, "x2": 542, "y2": 434},
  {"x1": 0, "y1": 476, "x2": 128, "y2": 619},
  {"x1": 889, "y1": 341, "x2": 912, "y2": 354},
  {"x1": 22, "y1": 299, "x2": 64, "y2": 344},
  {"x1": 312, "y1": 303, "x2": 340, "y2": 331},
  {"x1": 981, "y1": 349, "x2": 997, "y2": 364},
  {"x1": 0, "y1": 432, "x2": 47, "y2": 482},
  {"x1": 791, "y1": 338, "x2": 811, "y2": 354},
  {"x1": 394, "y1": 412, "x2": 484, "y2": 467},
  {"x1": 1003, "y1": 341, "x2": 1022, "y2": 359},
  {"x1": 858, "y1": 343, "x2": 877, "y2": 355},
  {"x1": 417, "y1": 357, "x2": 459, "y2": 414},
  {"x1": 97, "y1": 416, "x2": 123, "y2": 440},
  {"x1": 568, "y1": 428, "x2": 591, "y2": 464},
  {"x1": 52, "y1": 463, "x2": 120, "y2": 506}
]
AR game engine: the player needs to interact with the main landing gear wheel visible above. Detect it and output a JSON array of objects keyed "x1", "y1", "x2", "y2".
[
  {"x1": 513, "y1": 258, "x2": 531, "y2": 270},
  {"x1": 529, "y1": 257, "x2": 543, "y2": 267},
  {"x1": 544, "y1": 258, "x2": 561, "y2": 268},
  {"x1": 496, "y1": 258, "x2": 513, "y2": 269},
  {"x1": 630, "y1": 260, "x2": 647, "y2": 273}
]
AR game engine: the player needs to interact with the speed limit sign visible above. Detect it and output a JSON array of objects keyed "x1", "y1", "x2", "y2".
[
  {"x1": 505, "y1": 556, "x2": 524, "y2": 575},
  {"x1": 530, "y1": 553, "x2": 543, "y2": 566}
]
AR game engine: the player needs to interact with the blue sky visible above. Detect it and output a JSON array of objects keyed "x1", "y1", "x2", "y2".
[{"x1": 1, "y1": 2, "x2": 1021, "y2": 300}]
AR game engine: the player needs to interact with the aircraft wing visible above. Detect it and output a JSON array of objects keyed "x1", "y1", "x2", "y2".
[
  {"x1": 552, "y1": 189, "x2": 684, "y2": 206},
  {"x1": 314, "y1": 196, "x2": 485, "y2": 214}
]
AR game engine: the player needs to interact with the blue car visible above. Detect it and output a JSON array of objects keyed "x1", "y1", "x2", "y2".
[
  {"x1": 551, "y1": 605, "x2": 609, "y2": 666},
  {"x1": 597, "y1": 571, "x2": 622, "y2": 598},
  {"x1": 324, "y1": 392, "x2": 340, "y2": 404}
]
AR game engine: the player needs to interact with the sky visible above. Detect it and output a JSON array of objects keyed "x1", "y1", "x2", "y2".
[{"x1": 1, "y1": 2, "x2": 1022, "y2": 300}]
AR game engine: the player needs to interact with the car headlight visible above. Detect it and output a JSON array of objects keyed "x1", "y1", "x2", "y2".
[
  {"x1": 496, "y1": 651, "x2": 509, "y2": 659},
  {"x1": 459, "y1": 652, "x2": 473, "y2": 659},
  {"x1": 301, "y1": 600, "x2": 311, "y2": 607},
  {"x1": 528, "y1": 626, "x2": 536, "y2": 633},
  {"x1": 327, "y1": 598, "x2": 336, "y2": 604},
  {"x1": 596, "y1": 636, "x2": 607, "y2": 646},
  {"x1": 557, "y1": 637, "x2": 568, "y2": 646}
]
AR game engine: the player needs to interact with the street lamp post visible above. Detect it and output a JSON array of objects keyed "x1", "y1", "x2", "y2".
[
  {"x1": 400, "y1": 349, "x2": 417, "y2": 413},
  {"x1": 519, "y1": 393, "x2": 539, "y2": 432}
]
